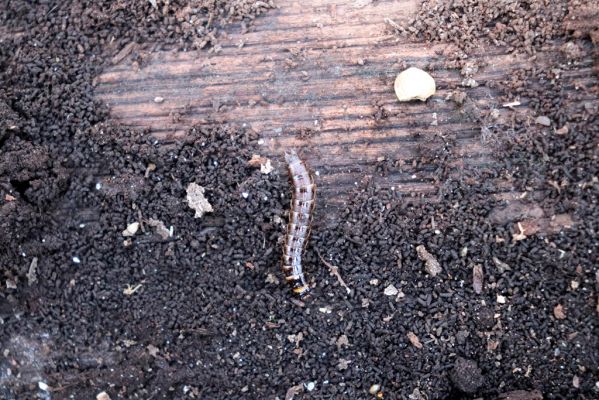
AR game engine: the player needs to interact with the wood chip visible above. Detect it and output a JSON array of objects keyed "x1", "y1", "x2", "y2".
[
  {"x1": 111, "y1": 42, "x2": 136, "y2": 65},
  {"x1": 492, "y1": 256, "x2": 512, "y2": 272},
  {"x1": 416, "y1": 245, "x2": 442, "y2": 277},
  {"x1": 285, "y1": 384, "x2": 303, "y2": 400},
  {"x1": 186, "y1": 183, "x2": 213, "y2": 218},
  {"x1": 318, "y1": 252, "x2": 351, "y2": 294},
  {"x1": 553, "y1": 304, "x2": 566, "y2": 320},
  {"x1": 147, "y1": 218, "x2": 170, "y2": 240},
  {"x1": 27, "y1": 257, "x2": 38, "y2": 286},
  {"x1": 265, "y1": 273, "x2": 279, "y2": 284},
  {"x1": 337, "y1": 358, "x2": 352, "y2": 370},
  {"x1": 123, "y1": 284, "x2": 142, "y2": 295},
  {"x1": 147, "y1": 344, "x2": 159, "y2": 357},
  {"x1": 336, "y1": 334, "x2": 349, "y2": 349},
  {"x1": 407, "y1": 332, "x2": 423, "y2": 349},
  {"x1": 512, "y1": 222, "x2": 527, "y2": 241},
  {"x1": 472, "y1": 264, "x2": 484, "y2": 294}
]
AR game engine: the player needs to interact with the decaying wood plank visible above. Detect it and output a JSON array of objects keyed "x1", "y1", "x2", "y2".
[{"x1": 94, "y1": 0, "x2": 593, "y2": 233}]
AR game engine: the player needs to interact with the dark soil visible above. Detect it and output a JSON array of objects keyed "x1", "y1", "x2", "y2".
[{"x1": 1, "y1": 1, "x2": 598, "y2": 400}]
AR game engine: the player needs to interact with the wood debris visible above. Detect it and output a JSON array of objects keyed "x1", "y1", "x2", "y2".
[
  {"x1": 472, "y1": 264, "x2": 484, "y2": 294},
  {"x1": 248, "y1": 154, "x2": 274, "y2": 174},
  {"x1": 123, "y1": 283, "x2": 142, "y2": 295},
  {"x1": 318, "y1": 252, "x2": 351, "y2": 294},
  {"x1": 337, "y1": 358, "x2": 352, "y2": 370},
  {"x1": 336, "y1": 334, "x2": 349, "y2": 349},
  {"x1": 416, "y1": 245, "x2": 442, "y2": 276},
  {"x1": 27, "y1": 257, "x2": 38, "y2": 286},
  {"x1": 512, "y1": 222, "x2": 527, "y2": 241},
  {"x1": 147, "y1": 344, "x2": 159, "y2": 357},
  {"x1": 553, "y1": 304, "x2": 566, "y2": 320},
  {"x1": 186, "y1": 183, "x2": 213, "y2": 218},
  {"x1": 492, "y1": 256, "x2": 512, "y2": 272},
  {"x1": 147, "y1": 218, "x2": 170, "y2": 240},
  {"x1": 285, "y1": 384, "x2": 303, "y2": 400},
  {"x1": 407, "y1": 332, "x2": 423, "y2": 349}
]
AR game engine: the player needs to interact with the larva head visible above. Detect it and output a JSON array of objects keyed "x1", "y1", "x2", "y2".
[{"x1": 284, "y1": 149, "x2": 299, "y2": 164}]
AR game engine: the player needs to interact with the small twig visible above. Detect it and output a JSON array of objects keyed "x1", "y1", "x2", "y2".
[{"x1": 317, "y1": 251, "x2": 351, "y2": 294}]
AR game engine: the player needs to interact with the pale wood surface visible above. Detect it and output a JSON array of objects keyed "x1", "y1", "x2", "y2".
[{"x1": 95, "y1": 0, "x2": 596, "y2": 230}]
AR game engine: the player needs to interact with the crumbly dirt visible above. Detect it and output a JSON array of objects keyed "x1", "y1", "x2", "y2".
[{"x1": 1, "y1": 1, "x2": 598, "y2": 400}]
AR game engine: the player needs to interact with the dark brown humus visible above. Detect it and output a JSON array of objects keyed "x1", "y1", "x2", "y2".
[{"x1": 282, "y1": 150, "x2": 315, "y2": 297}]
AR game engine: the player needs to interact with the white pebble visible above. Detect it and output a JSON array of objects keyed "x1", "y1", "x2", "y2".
[
  {"x1": 497, "y1": 295, "x2": 506, "y2": 304},
  {"x1": 154, "y1": 96, "x2": 164, "y2": 103},
  {"x1": 242, "y1": 192, "x2": 249, "y2": 199},
  {"x1": 72, "y1": 256, "x2": 81, "y2": 264},
  {"x1": 305, "y1": 381, "x2": 316, "y2": 391},
  {"x1": 95, "y1": 182, "x2": 102, "y2": 190},
  {"x1": 369, "y1": 384, "x2": 381, "y2": 395},
  {"x1": 394, "y1": 67, "x2": 436, "y2": 102},
  {"x1": 38, "y1": 382, "x2": 49, "y2": 391}
]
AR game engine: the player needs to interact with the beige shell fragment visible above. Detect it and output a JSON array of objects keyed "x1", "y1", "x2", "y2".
[
  {"x1": 394, "y1": 67, "x2": 436, "y2": 102},
  {"x1": 186, "y1": 183, "x2": 213, "y2": 218}
]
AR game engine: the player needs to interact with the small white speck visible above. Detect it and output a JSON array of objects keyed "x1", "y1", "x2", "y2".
[
  {"x1": 263, "y1": 196, "x2": 268, "y2": 201},
  {"x1": 257, "y1": 139, "x2": 265, "y2": 145},
  {"x1": 213, "y1": 161, "x2": 218, "y2": 166},
  {"x1": 411, "y1": 174, "x2": 417, "y2": 179},
  {"x1": 497, "y1": 295, "x2": 506, "y2": 304},
  {"x1": 38, "y1": 382, "x2": 49, "y2": 391},
  {"x1": 79, "y1": 224, "x2": 85, "y2": 228},
  {"x1": 315, "y1": 171, "x2": 320, "y2": 176},
  {"x1": 305, "y1": 381, "x2": 316, "y2": 391},
  {"x1": 154, "y1": 96, "x2": 164, "y2": 103},
  {"x1": 391, "y1": 187, "x2": 395, "y2": 190},
  {"x1": 72, "y1": 256, "x2": 81, "y2": 264},
  {"x1": 242, "y1": 192, "x2": 249, "y2": 199},
  {"x1": 95, "y1": 182, "x2": 102, "y2": 190}
]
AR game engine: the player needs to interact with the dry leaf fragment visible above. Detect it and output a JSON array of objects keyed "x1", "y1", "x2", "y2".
[
  {"x1": 472, "y1": 264, "x2": 484, "y2": 294},
  {"x1": 553, "y1": 304, "x2": 566, "y2": 320},
  {"x1": 122, "y1": 222, "x2": 139, "y2": 237},
  {"x1": 416, "y1": 245, "x2": 442, "y2": 277},
  {"x1": 407, "y1": 332, "x2": 423, "y2": 349},
  {"x1": 186, "y1": 183, "x2": 213, "y2": 218}
]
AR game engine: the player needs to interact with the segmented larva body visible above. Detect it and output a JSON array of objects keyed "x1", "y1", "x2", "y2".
[{"x1": 282, "y1": 150, "x2": 316, "y2": 297}]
